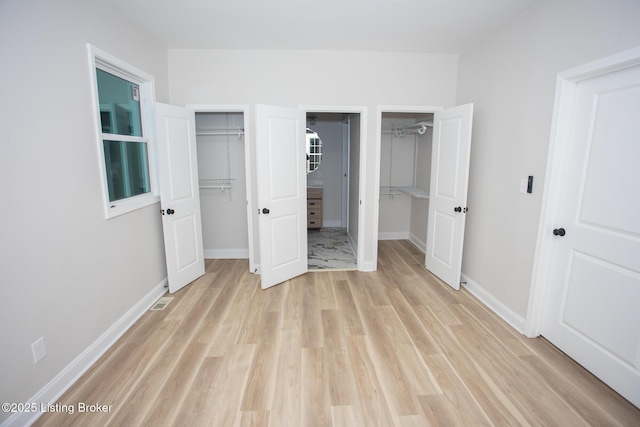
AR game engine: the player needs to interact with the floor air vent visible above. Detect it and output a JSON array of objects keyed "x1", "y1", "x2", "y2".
[{"x1": 150, "y1": 296, "x2": 174, "y2": 311}]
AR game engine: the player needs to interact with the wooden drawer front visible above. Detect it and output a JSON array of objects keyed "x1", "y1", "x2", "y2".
[
  {"x1": 307, "y1": 218, "x2": 322, "y2": 229},
  {"x1": 307, "y1": 200, "x2": 322, "y2": 209},
  {"x1": 307, "y1": 209, "x2": 322, "y2": 220},
  {"x1": 307, "y1": 187, "x2": 323, "y2": 199}
]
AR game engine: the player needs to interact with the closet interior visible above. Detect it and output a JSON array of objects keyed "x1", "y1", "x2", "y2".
[
  {"x1": 378, "y1": 112, "x2": 434, "y2": 252},
  {"x1": 195, "y1": 112, "x2": 249, "y2": 259}
]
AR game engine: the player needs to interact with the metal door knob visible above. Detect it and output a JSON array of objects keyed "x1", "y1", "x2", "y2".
[
  {"x1": 166, "y1": 208, "x2": 175, "y2": 215},
  {"x1": 553, "y1": 228, "x2": 566, "y2": 236},
  {"x1": 262, "y1": 208, "x2": 270, "y2": 214},
  {"x1": 454, "y1": 206, "x2": 462, "y2": 213}
]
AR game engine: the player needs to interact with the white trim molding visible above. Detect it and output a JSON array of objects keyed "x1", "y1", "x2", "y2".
[
  {"x1": 203, "y1": 249, "x2": 250, "y2": 259},
  {"x1": 87, "y1": 44, "x2": 159, "y2": 219},
  {"x1": 378, "y1": 232, "x2": 410, "y2": 240},
  {"x1": 1, "y1": 279, "x2": 168, "y2": 427},
  {"x1": 409, "y1": 232, "x2": 427, "y2": 254},
  {"x1": 461, "y1": 273, "x2": 526, "y2": 334}
]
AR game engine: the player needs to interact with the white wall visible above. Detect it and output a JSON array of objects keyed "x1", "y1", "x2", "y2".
[
  {"x1": 378, "y1": 115, "x2": 415, "y2": 238},
  {"x1": 457, "y1": 0, "x2": 640, "y2": 320},
  {"x1": 0, "y1": 0, "x2": 169, "y2": 423},
  {"x1": 410, "y1": 126, "x2": 432, "y2": 250},
  {"x1": 168, "y1": 49, "x2": 458, "y2": 270}
]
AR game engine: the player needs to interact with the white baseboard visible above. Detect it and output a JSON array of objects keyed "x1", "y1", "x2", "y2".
[
  {"x1": 378, "y1": 231, "x2": 410, "y2": 240},
  {"x1": 1, "y1": 279, "x2": 168, "y2": 427},
  {"x1": 204, "y1": 249, "x2": 249, "y2": 259},
  {"x1": 346, "y1": 231, "x2": 357, "y2": 255},
  {"x1": 460, "y1": 273, "x2": 525, "y2": 334},
  {"x1": 409, "y1": 233, "x2": 426, "y2": 253},
  {"x1": 359, "y1": 261, "x2": 377, "y2": 272},
  {"x1": 323, "y1": 220, "x2": 343, "y2": 228}
]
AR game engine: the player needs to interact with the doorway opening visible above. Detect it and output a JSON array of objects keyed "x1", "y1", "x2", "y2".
[
  {"x1": 305, "y1": 111, "x2": 361, "y2": 270},
  {"x1": 194, "y1": 110, "x2": 251, "y2": 262},
  {"x1": 378, "y1": 111, "x2": 434, "y2": 253}
]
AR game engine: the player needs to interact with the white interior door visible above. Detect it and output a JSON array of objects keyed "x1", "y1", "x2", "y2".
[
  {"x1": 425, "y1": 104, "x2": 473, "y2": 289},
  {"x1": 541, "y1": 63, "x2": 640, "y2": 407},
  {"x1": 255, "y1": 105, "x2": 307, "y2": 289},
  {"x1": 156, "y1": 103, "x2": 205, "y2": 293}
]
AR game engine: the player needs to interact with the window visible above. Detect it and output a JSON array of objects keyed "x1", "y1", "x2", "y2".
[{"x1": 88, "y1": 45, "x2": 158, "y2": 218}]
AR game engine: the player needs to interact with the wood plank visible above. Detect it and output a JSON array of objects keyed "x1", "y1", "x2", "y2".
[
  {"x1": 190, "y1": 344, "x2": 256, "y2": 426},
  {"x1": 330, "y1": 405, "x2": 364, "y2": 427},
  {"x1": 422, "y1": 355, "x2": 493, "y2": 426},
  {"x1": 358, "y1": 305, "x2": 419, "y2": 416},
  {"x1": 332, "y1": 279, "x2": 365, "y2": 336},
  {"x1": 240, "y1": 311, "x2": 282, "y2": 411},
  {"x1": 238, "y1": 410, "x2": 271, "y2": 427},
  {"x1": 301, "y1": 347, "x2": 331, "y2": 426},
  {"x1": 269, "y1": 319, "x2": 302, "y2": 427},
  {"x1": 321, "y1": 309, "x2": 359, "y2": 406},
  {"x1": 346, "y1": 336, "x2": 396, "y2": 426},
  {"x1": 387, "y1": 288, "x2": 441, "y2": 356}
]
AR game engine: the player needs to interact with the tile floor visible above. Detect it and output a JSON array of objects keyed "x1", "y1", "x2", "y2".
[{"x1": 307, "y1": 227, "x2": 357, "y2": 270}]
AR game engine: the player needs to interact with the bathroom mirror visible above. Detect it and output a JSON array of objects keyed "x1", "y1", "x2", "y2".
[{"x1": 306, "y1": 128, "x2": 322, "y2": 174}]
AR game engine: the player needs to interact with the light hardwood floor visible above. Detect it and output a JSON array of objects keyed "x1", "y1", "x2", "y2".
[{"x1": 35, "y1": 240, "x2": 640, "y2": 426}]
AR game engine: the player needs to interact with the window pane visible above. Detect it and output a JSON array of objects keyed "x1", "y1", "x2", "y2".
[
  {"x1": 103, "y1": 140, "x2": 150, "y2": 202},
  {"x1": 96, "y1": 69, "x2": 142, "y2": 137}
]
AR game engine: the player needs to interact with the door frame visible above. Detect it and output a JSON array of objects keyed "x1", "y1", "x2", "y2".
[
  {"x1": 342, "y1": 117, "x2": 350, "y2": 229},
  {"x1": 299, "y1": 105, "x2": 368, "y2": 270},
  {"x1": 374, "y1": 105, "x2": 444, "y2": 267},
  {"x1": 186, "y1": 104, "x2": 256, "y2": 274},
  {"x1": 524, "y1": 47, "x2": 640, "y2": 338}
]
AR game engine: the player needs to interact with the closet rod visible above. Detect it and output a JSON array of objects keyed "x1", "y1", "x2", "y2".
[
  {"x1": 200, "y1": 184, "x2": 232, "y2": 190},
  {"x1": 391, "y1": 120, "x2": 433, "y2": 137},
  {"x1": 406, "y1": 120, "x2": 434, "y2": 129}
]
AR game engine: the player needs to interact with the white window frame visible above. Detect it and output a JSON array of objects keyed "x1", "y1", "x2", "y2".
[{"x1": 87, "y1": 44, "x2": 159, "y2": 218}]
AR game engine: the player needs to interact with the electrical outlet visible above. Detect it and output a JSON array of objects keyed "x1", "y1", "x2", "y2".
[{"x1": 32, "y1": 337, "x2": 47, "y2": 364}]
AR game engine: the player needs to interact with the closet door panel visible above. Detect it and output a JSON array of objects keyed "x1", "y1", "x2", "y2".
[{"x1": 425, "y1": 104, "x2": 473, "y2": 290}]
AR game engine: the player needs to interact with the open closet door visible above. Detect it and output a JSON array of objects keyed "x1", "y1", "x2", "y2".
[
  {"x1": 255, "y1": 105, "x2": 307, "y2": 289},
  {"x1": 425, "y1": 104, "x2": 473, "y2": 290},
  {"x1": 156, "y1": 103, "x2": 205, "y2": 293}
]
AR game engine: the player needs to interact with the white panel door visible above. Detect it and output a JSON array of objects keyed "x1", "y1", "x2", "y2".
[
  {"x1": 156, "y1": 103, "x2": 205, "y2": 293},
  {"x1": 255, "y1": 105, "x2": 307, "y2": 289},
  {"x1": 425, "y1": 104, "x2": 473, "y2": 290},
  {"x1": 541, "y1": 64, "x2": 640, "y2": 407}
]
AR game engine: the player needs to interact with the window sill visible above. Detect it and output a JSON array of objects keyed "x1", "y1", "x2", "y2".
[{"x1": 105, "y1": 193, "x2": 160, "y2": 219}]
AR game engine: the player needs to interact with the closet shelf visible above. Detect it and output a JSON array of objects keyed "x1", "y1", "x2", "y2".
[
  {"x1": 380, "y1": 186, "x2": 429, "y2": 199},
  {"x1": 199, "y1": 178, "x2": 235, "y2": 190},
  {"x1": 398, "y1": 187, "x2": 429, "y2": 199}
]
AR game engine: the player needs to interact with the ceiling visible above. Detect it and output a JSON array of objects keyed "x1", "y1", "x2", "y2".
[{"x1": 109, "y1": 0, "x2": 539, "y2": 54}]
